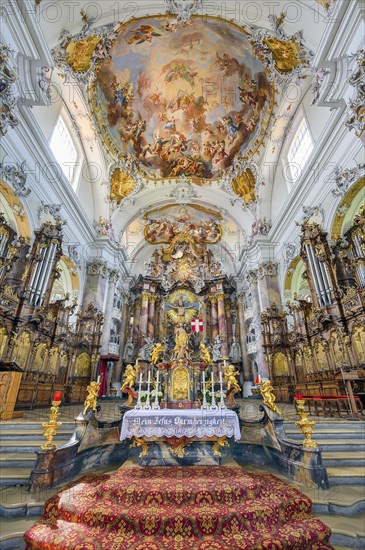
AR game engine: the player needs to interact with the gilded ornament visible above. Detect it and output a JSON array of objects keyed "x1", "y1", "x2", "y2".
[
  {"x1": 130, "y1": 436, "x2": 148, "y2": 457},
  {"x1": 151, "y1": 342, "x2": 165, "y2": 365},
  {"x1": 263, "y1": 37, "x2": 303, "y2": 73},
  {"x1": 41, "y1": 400, "x2": 62, "y2": 451},
  {"x1": 295, "y1": 399, "x2": 318, "y2": 449},
  {"x1": 231, "y1": 168, "x2": 256, "y2": 204},
  {"x1": 110, "y1": 167, "x2": 135, "y2": 203},
  {"x1": 259, "y1": 379, "x2": 282, "y2": 415},
  {"x1": 121, "y1": 364, "x2": 139, "y2": 406},
  {"x1": 172, "y1": 365, "x2": 190, "y2": 400},
  {"x1": 224, "y1": 364, "x2": 241, "y2": 407},
  {"x1": 66, "y1": 35, "x2": 101, "y2": 73},
  {"x1": 83, "y1": 381, "x2": 100, "y2": 416},
  {"x1": 212, "y1": 436, "x2": 230, "y2": 457},
  {"x1": 200, "y1": 343, "x2": 212, "y2": 365}
]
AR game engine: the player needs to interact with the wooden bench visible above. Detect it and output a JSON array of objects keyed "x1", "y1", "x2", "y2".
[{"x1": 296, "y1": 395, "x2": 364, "y2": 417}]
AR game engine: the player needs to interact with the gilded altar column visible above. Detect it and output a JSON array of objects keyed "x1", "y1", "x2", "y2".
[
  {"x1": 210, "y1": 295, "x2": 219, "y2": 339},
  {"x1": 140, "y1": 291, "x2": 150, "y2": 338},
  {"x1": 147, "y1": 294, "x2": 157, "y2": 338},
  {"x1": 216, "y1": 292, "x2": 228, "y2": 356}
]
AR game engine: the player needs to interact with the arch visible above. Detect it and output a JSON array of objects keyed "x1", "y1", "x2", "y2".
[
  {"x1": 331, "y1": 176, "x2": 365, "y2": 241},
  {"x1": 0, "y1": 179, "x2": 31, "y2": 238},
  {"x1": 51, "y1": 255, "x2": 80, "y2": 302},
  {"x1": 284, "y1": 256, "x2": 310, "y2": 300}
]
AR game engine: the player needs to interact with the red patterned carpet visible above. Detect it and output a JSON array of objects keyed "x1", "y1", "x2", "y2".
[{"x1": 25, "y1": 466, "x2": 334, "y2": 550}]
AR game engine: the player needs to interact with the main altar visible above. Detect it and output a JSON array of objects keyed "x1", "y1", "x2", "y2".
[{"x1": 119, "y1": 204, "x2": 244, "y2": 463}]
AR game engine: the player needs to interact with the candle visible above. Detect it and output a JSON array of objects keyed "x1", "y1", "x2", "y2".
[
  {"x1": 97, "y1": 375, "x2": 100, "y2": 384},
  {"x1": 202, "y1": 370, "x2": 205, "y2": 384},
  {"x1": 219, "y1": 370, "x2": 223, "y2": 384},
  {"x1": 223, "y1": 359, "x2": 227, "y2": 368},
  {"x1": 211, "y1": 370, "x2": 214, "y2": 388},
  {"x1": 156, "y1": 370, "x2": 159, "y2": 387},
  {"x1": 136, "y1": 358, "x2": 139, "y2": 366},
  {"x1": 139, "y1": 373, "x2": 142, "y2": 384},
  {"x1": 53, "y1": 391, "x2": 62, "y2": 402},
  {"x1": 148, "y1": 371, "x2": 151, "y2": 384}
]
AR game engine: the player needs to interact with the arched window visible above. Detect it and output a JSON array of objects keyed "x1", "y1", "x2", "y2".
[
  {"x1": 287, "y1": 118, "x2": 314, "y2": 184},
  {"x1": 49, "y1": 116, "x2": 78, "y2": 184}
]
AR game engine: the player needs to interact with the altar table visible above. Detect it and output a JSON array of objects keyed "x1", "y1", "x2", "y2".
[{"x1": 120, "y1": 409, "x2": 241, "y2": 441}]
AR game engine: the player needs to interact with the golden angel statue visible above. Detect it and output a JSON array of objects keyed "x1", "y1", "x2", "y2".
[
  {"x1": 121, "y1": 364, "x2": 139, "y2": 407},
  {"x1": 151, "y1": 342, "x2": 165, "y2": 365},
  {"x1": 224, "y1": 364, "x2": 241, "y2": 407},
  {"x1": 200, "y1": 342, "x2": 212, "y2": 365},
  {"x1": 83, "y1": 381, "x2": 100, "y2": 416},
  {"x1": 259, "y1": 379, "x2": 282, "y2": 415}
]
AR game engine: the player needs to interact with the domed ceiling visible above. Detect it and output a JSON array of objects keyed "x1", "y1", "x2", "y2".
[{"x1": 90, "y1": 16, "x2": 274, "y2": 181}]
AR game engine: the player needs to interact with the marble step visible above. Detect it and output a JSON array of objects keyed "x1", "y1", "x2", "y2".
[
  {"x1": 0, "y1": 422, "x2": 75, "y2": 430},
  {"x1": 327, "y1": 466, "x2": 365, "y2": 485},
  {"x1": 0, "y1": 517, "x2": 40, "y2": 550},
  {"x1": 0, "y1": 467, "x2": 32, "y2": 487},
  {"x1": 320, "y1": 512, "x2": 365, "y2": 549},
  {"x1": 0, "y1": 485, "x2": 56, "y2": 519},
  {"x1": 0, "y1": 439, "x2": 70, "y2": 453},
  {"x1": 322, "y1": 451, "x2": 365, "y2": 467},
  {"x1": 0, "y1": 430, "x2": 73, "y2": 440},
  {"x1": 301, "y1": 484, "x2": 365, "y2": 517},
  {"x1": 0, "y1": 453, "x2": 37, "y2": 468},
  {"x1": 284, "y1": 421, "x2": 365, "y2": 430},
  {"x1": 285, "y1": 429, "x2": 365, "y2": 440}
]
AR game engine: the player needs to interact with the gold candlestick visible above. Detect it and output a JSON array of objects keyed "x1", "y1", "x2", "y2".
[
  {"x1": 295, "y1": 399, "x2": 318, "y2": 449},
  {"x1": 41, "y1": 400, "x2": 62, "y2": 451}
]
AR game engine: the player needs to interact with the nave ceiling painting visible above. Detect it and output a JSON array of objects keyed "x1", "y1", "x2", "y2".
[{"x1": 53, "y1": 5, "x2": 313, "y2": 224}]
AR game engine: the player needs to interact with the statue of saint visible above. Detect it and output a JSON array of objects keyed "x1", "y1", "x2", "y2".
[
  {"x1": 139, "y1": 336, "x2": 154, "y2": 361},
  {"x1": 123, "y1": 336, "x2": 134, "y2": 362},
  {"x1": 229, "y1": 337, "x2": 241, "y2": 363},
  {"x1": 211, "y1": 335, "x2": 223, "y2": 362},
  {"x1": 172, "y1": 323, "x2": 190, "y2": 360}
]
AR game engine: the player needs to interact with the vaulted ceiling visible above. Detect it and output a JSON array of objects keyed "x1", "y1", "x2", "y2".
[{"x1": 33, "y1": 0, "x2": 344, "y2": 277}]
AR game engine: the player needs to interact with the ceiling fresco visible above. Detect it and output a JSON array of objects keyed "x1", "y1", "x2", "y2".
[
  {"x1": 90, "y1": 16, "x2": 274, "y2": 181},
  {"x1": 144, "y1": 204, "x2": 222, "y2": 244}
]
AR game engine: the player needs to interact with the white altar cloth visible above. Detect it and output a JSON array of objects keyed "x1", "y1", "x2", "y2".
[{"x1": 120, "y1": 409, "x2": 241, "y2": 441}]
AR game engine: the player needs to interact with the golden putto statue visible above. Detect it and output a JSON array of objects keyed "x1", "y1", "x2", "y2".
[{"x1": 121, "y1": 364, "x2": 139, "y2": 407}]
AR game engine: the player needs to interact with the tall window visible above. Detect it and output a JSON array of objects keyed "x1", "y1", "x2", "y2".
[
  {"x1": 50, "y1": 116, "x2": 77, "y2": 183},
  {"x1": 287, "y1": 119, "x2": 314, "y2": 182}
]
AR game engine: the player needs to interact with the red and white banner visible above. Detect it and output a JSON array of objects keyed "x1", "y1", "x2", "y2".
[{"x1": 191, "y1": 318, "x2": 204, "y2": 333}]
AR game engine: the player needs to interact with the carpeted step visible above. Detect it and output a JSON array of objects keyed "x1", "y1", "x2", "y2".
[
  {"x1": 0, "y1": 440, "x2": 70, "y2": 453},
  {"x1": 24, "y1": 466, "x2": 335, "y2": 549}
]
